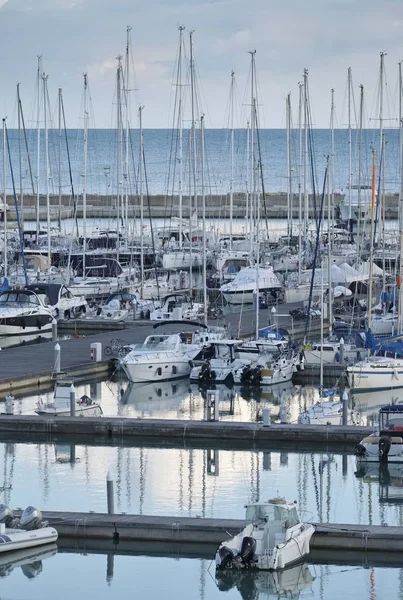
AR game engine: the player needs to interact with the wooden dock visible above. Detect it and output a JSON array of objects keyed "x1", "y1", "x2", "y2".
[{"x1": 39, "y1": 510, "x2": 403, "y2": 553}]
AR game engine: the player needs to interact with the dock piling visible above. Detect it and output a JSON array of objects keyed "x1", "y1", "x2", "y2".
[
  {"x1": 54, "y1": 343, "x2": 61, "y2": 374},
  {"x1": 52, "y1": 319, "x2": 58, "y2": 342},
  {"x1": 70, "y1": 384, "x2": 76, "y2": 417},
  {"x1": 342, "y1": 390, "x2": 349, "y2": 426},
  {"x1": 106, "y1": 471, "x2": 115, "y2": 515},
  {"x1": 4, "y1": 395, "x2": 14, "y2": 415},
  {"x1": 263, "y1": 407, "x2": 271, "y2": 426}
]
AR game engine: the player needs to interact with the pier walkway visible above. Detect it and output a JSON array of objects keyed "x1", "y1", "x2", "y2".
[{"x1": 41, "y1": 510, "x2": 403, "y2": 553}]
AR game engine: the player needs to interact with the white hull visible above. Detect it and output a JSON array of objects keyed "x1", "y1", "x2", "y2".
[
  {"x1": 36, "y1": 404, "x2": 102, "y2": 417},
  {"x1": 284, "y1": 286, "x2": 320, "y2": 304},
  {"x1": 221, "y1": 290, "x2": 256, "y2": 304},
  {"x1": 347, "y1": 359, "x2": 403, "y2": 391},
  {"x1": 162, "y1": 251, "x2": 202, "y2": 270},
  {"x1": 0, "y1": 527, "x2": 58, "y2": 554},
  {"x1": 121, "y1": 356, "x2": 192, "y2": 383},
  {"x1": 0, "y1": 323, "x2": 52, "y2": 337},
  {"x1": 298, "y1": 400, "x2": 360, "y2": 425}
]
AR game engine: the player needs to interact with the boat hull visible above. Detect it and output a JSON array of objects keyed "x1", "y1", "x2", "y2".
[
  {"x1": 347, "y1": 366, "x2": 403, "y2": 392},
  {"x1": 121, "y1": 358, "x2": 192, "y2": 383},
  {"x1": 0, "y1": 527, "x2": 58, "y2": 554}
]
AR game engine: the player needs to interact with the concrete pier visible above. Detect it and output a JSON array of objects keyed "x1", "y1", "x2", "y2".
[
  {"x1": 0, "y1": 414, "x2": 371, "y2": 445},
  {"x1": 38, "y1": 510, "x2": 403, "y2": 553}
]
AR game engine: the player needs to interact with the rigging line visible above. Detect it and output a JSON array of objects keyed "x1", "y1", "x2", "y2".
[
  {"x1": 18, "y1": 91, "x2": 36, "y2": 195},
  {"x1": 254, "y1": 108, "x2": 269, "y2": 235},
  {"x1": 61, "y1": 94, "x2": 78, "y2": 237},
  {"x1": 142, "y1": 136, "x2": 160, "y2": 299},
  {"x1": 304, "y1": 157, "x2": 329, "y2": 342},
  {"x1": 5, "y1": 121, "x2": 28, "y2": 287}
]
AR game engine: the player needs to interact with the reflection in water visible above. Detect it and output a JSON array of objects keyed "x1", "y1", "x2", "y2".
[
  {"x1": 0, "y1": 332, "x2": 52, "y2": 349},
  {"x1": 0, "y1": 543, "x2": 57, "y2": 579},
  {"x1": 215, "y1": 563, "x2": 314, "y2": 600},
  {"x1": 355, "y1": 462, "x2": 403, "y2": 505}
]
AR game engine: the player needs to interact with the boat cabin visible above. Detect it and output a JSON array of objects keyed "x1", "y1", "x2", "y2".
[
  {"x1": 379, "y1": 405, "x2": 403, "y2": 434},
  {"x1": 212, "y1": 340, "x2": 241, "y2": 362},
  {"x1": 245, "y1": 499, "x2": 300, "y2": 528},
  {"x1": 0, "y1": 290, "x2": 42, "y2": 307}
]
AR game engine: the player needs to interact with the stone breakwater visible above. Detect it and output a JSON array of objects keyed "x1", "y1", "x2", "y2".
[{"x1": 5, "y1": 192, "x2": 400, "y2": 220}]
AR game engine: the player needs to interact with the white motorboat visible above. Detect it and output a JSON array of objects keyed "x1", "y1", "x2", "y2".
[
  {"x1": 26, "y1": 282, "x2": 87, "y2": 320},
  {"x1": 0, "y1": 289, "x2": 53, "y2": 337},
  {"x1": 234, "y1": 352, "x2": 299, "y2": 387},
  {"x1": 356, "y1": 404, "x2": 403, "y2": 463},
  {"x1": 162, "y1": 248, "x2": 202, "y2": 270},
  {"x1": 0, "y1": 506, "x2": 58, "y2": 554},
  {"x1": 220, "y1": 267, "x2": 282, "y2": 305},
  {"x1": 215, "y1": 498, "x2": 315, "y2": 571},
  {"x1": 150, "y1": 293, "x2": 203, "y2": 321},
  {"x1": 120, "y1": 327, "x2": 219, "y2": 383},
  {"x1": 347, "y1": 356, "x2": 403, "y2": 392},
  {"x1": 35, "y1": 380, "x2": 103, "y2": 416},
  {"x1": 303, "y1": 340, "x2": 366, "y2": 366},
  {"x1": 120, "y1": 379, "x2": 190, "y2": 413},
  {"x1": 190, "y1": 340, "x2": 251, "y2": 385},
  {"x1": 215, "y1": 562, "x2": 314, "y2": 598},
  {"x1": 298, "y1": 398, "x2": 360, "y2": 425}
]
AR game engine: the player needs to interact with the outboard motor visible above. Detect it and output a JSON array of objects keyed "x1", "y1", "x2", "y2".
[
  {"x1": 250, "y1": 366, "x2": 262, "y2": 386},
  {"x1": 239, "y1": 536, "x2": 257, "y2": 565},
  {"x1": 240, "y1": 365, "x2": 252, "y2": 385},
  {"x1": 0, "y1": 504, "x2": 19, "y2": 528},
  {"x1": 379, "y1": 436, "x2": 392, "y2": 463},
  {"x1": 20, "y1": 506, "x2": 48, "y2": 531},
  {"x1": 355, "y1": 443, "x2": 367, "y2": 458},
  {"x1": 215, "y1": 546, "x2": 234, "y2": 570}
]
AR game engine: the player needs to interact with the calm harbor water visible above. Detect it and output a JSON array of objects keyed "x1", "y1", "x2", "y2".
[{"x1": 2, "y1": 550, "x2": 403, "y2": 600}]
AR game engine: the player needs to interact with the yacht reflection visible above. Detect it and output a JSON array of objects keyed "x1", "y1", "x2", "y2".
[
  {"x1": 351, "y1": 387, "x2": 403, "y2": 424},
  {"x1": 0, "y1": 543, "x2": 57, "y2": 579},
  {"x1": 215, "y1": 562, "x2": 314, "y2": 599},
  {"x1": 355, "y1": 462, "x2": 403, "y2": 504},
  {"x1": 0, "y1": 331, "x2": 52, "y2": 350},
  {"x1": 54, "y1": 443, "x2": 77, "y2": 464},
  {"x1": 120, "y1": 379, "x2": 190, "y2": 412}
]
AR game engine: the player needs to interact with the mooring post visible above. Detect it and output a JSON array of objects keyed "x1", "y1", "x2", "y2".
[
  {"x1": 262, "y1": 407, "x2": 271, "y2": 427},
  {"x1": 342, "y1": 389, "x2": 349, "y2": 426},
  {"x1": 54, "y1": 343, "x2": 61, "y2": 374},
  {"x1": 107, "y1": 471, "x2": 115, "y2": 515},
  {"x1": 52, "y1": 318, "x2": 58, "y2": 342},
  {"x1": 70, "y1": 384, "x2": 76, "y2": 417},
  {"x1": 339, "y1": 337, "x2": 345, "y2": 364}
]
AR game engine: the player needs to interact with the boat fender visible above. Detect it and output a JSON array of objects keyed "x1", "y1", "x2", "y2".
[
  {"x1": 239, "y1": 536, "x2": 256, "y2": 564},
  {"x1": 379, "y1": 436, "x2": 392, "y2": 463},
  {"x1": 393, "y1": 369, "x2": 400, "y2": 380},
  {"x1": 21, "y1": 318, "x2": 26, "y2": 330},
  {"x1": 36, "y1": 318, "x2": 42, "y2": 330}
]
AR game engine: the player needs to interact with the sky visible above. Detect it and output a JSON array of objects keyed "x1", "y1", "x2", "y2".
[{"x1": 0, "y1": 0, "x2": 403, "y2": 129}]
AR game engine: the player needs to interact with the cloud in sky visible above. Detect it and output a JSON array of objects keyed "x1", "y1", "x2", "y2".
[{"x1": 0, "y1": 0, "x2": 402, "y2": 128}]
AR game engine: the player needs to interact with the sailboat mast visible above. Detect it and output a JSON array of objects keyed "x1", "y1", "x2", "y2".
[
  {"x1": 43, "y1": 73, "x2": 51, "y2": 266},
  {"x1": 368, "y1": 149, "x2": 377, "y2": 330},
  {"x1": 398, "y1": 60, "x2": 403, "y2": 332},
  {"x1": 36, "y1": 55, "x2": 42, "y2": 243},
  {"x1": 330, "y1": 88, "x2": 335, "y2": 254},
  {"x1": 229, "y1": 70, "x2": 235, "y2": 249},
  {"x1": 303, "y1": 69, "x2": 309, "y2": 237},
  {"x1": 2, "y1": 118, "x2": 7, "y2": 279},
  {"x1": 124, "y1": 26, "x2": 132, "y2": 235},
  {"x1": 327, "y1": 94, "x2": 333, "y2": 328},
  {"x1": 347, "y1": 67, "x2": 352, "y2": 221},
  {"x1": 298, "y1": 81, "x2": 303, "y2": 282},
  {"x1": 253, "y1": 97, "x2": 259, "y2": 340},
  {"x1": 58, "y1": 87, "x2": 62, "y2": 229},
  {"x1": 139, "y1": 105, "x2": 144, "y2": 299},
  {"x1": 248, "y1": 50, "x2": 256, "y2": 260},
  {"x1": 82, "y1": 73, "x2": 88, "y2": 280},
  {"x1": 286, "y1": 92, "x2": 292, "y2": 238},
  {"x1": 357, "y1": 85, "x2": 364, "y2": 256},
  {"x1": 17, "y1": 83, "x2": 24, "y2": 231},
  {"x1": 116, "y1": 56, "x2": 123, "y2": 264},
  {"x1": 201, "y1": 115, "x2": 207, "y2": 325},
  {"x1": 178, "y1": 25, "x2": 185, "y2": 249},
  {"x1": 190, "y1": 31, "x2": 197, "y2": 222}
]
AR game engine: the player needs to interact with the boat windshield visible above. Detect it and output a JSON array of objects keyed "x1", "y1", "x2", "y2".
[
  {"x1": 245, "y1": 503, "x2": 299, "y2": 528},
  {"x1": 0, "y1": 292, "x2": 39, "y2": 305}
]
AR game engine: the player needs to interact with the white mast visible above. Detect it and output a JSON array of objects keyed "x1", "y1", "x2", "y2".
[
  {"x1": 248, "y1": 50, "x2": 256, "y2": 260},
  {"x1": 178, "y1": 25, "x2": 185, "y2": 249},
  {"x1": 368, "y1": 149, "x2": 377, "y2": 331},
  {"x1": 139, "y1": 105, "x2": 144, "y2": 299},
  {"x1": 229, "y1": 70, "x2": 235, "y2": 249},
  {"x1": 330, "y1": 88, "x2": 335, "y2": 254},
  {"x1": 190, "y1": 30, "x2": 197, "y2": 223},
  {"x1": 116, "y1": 56, "x2": 123, "y2": 264},
  {"x1": 17, "y1": 83, "x2": 24, "y2": 231},
  {"x1": 303, "y1": 68, "x2": 309, "y2": 237},
  {"x1": 398, "y1": 60, "x2": 403, "y2": 333},
  {"x1": 58, "y1": 87, "x2": 62, "y2": 230},
  {"x1": 201, "y1": 114, "x2": 207, "y2": 325},
  {"x1": 36, "y1": 55, "x2": 42, "y2": 243},
  {"x1": 43, "y1": 73, "x2": 51, "y2": 266},
  {"x1": 245, "y1": 120, "x2": 250, "y2": 226},
  {"x1": 2, "y1": 118, "x2": 7, "y2": 279},
  {"x1": 347, "y1": 67, "x2": 352, "y2": 220},
  {"x1": 298, "y1": 82, "x2": 303, "y2": 282},
  {"x1": 286, "y1": 92, "x2": 292, "y2": 238},
  {"x1": 124, "y1": 26, "x2": 132, "y2": 235},
  {"x1": 253, "y1": 97, "x2": 259, "y2": 340},
  {"x1": 82, "y1": 73, "x2": 88, "y2": 280},
  {"x1": 357, "y1": 85, "x2": 364, "y2": 256}
]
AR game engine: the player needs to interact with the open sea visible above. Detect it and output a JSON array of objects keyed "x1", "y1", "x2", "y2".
[{"x1": 0, "y1": 128, "x2": 401, "y2": 198}]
